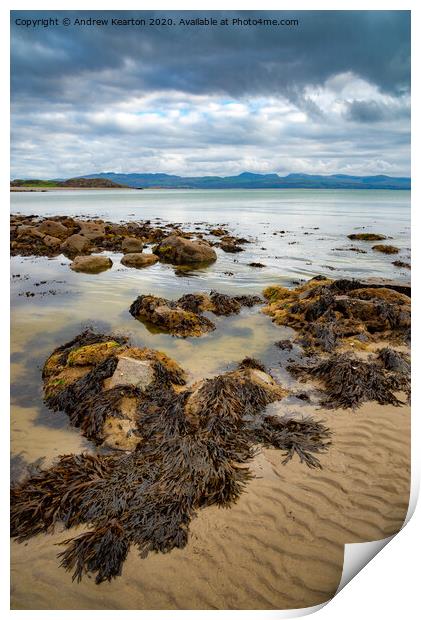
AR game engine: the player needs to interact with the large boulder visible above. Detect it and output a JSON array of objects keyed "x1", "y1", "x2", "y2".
[
  {"x1": 121, "y1": 253, "x2": 158, "y2": 268},
  {"x1": 121, "y1": 237, "x2": 144, "y2": 253},
  {"x1": 77, "y1": 220, "x2": 106, "y2": 241},
  {"x1": 38, "y1": 220, "x2": 70, "y2": 239},
  {"x1": 70, "y1": 255, "x2": 112, "y2": 274},
  {"x1": 61, "y1": 234, "x2": 91, "y2": 256},
  {"x1": 153, "y1": 235, "x2": 217, "y2": 265}
]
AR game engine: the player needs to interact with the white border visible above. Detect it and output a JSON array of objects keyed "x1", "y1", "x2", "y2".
[{"x1": 2, "y1": 2, "x2": 418, "y2": 618}]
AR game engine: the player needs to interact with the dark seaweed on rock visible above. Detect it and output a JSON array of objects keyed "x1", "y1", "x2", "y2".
[
  {"x1": 11, "y1": 352, "x2": 331, "y2": 584},
  {"x1": 46, "y1": 356, "x2": 119, "y2": 428},
  {"x1": 288, "y1": 351, "x2": 409, "y2": 409},
  {"x1": 209, "y1": 291, "x2": 242, "y2": 315},
  {"x1": 237, "y1": 357, "x2": 267, "y2": 372}
]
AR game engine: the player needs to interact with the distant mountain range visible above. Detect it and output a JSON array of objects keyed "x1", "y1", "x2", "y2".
[
  {"x1": 74, "y1": 172, "x2": 410, "y2": 190},
  {"x1": 12, "y1": 172, "x2": 411, "y2": 190}
]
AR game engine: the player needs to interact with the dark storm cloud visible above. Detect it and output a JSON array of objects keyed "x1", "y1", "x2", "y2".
[
  {"x1": 10, "y1": 10, "x2": 411, "y2": 178},
  {"x1": 345, "y1": 99, "x2": 411, "y2": 123},
  {"x1": 11, "y1": 10, "x2": 410, "y2": 103}
]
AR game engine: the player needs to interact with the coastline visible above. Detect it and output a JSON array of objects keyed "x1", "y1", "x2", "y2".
[{"x1": 10, "y1": 195, "x2": 411, "y2": 610}]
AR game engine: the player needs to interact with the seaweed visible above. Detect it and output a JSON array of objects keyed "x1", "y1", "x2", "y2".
[
  {"x1": 248, "y1": 415, "x2": 331, "y2": 468},
  {"x1": 45, "y1": 355, "x2": 119, "y2": 428},
  {"x1": 237, "y1": 357, "x2": 267, "y2": 372},
  {"x1": 129, "y1": 291, "x2": 263, "y2": 336},
  {"x1": 209, "y1": 291, "x2": 242, "y2": 315},
  {"x1": 11, "y1": 339, "x2": 332, "y2": 584},
  {"x1": 58, "y1": 521, "x2": 130, "y2": 584},
  {"x1": 263, "y1": 278, "x2": 411, "y2": 351},
  {"x1": 288, "y1": 352, "x2": 408, "y2": 409}
]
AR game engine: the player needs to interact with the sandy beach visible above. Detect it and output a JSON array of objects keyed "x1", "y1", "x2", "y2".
[{"x1": 11, "y1": 395, "x2": 410, "y2": 610}]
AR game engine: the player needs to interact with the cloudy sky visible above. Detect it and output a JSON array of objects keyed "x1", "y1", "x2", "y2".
[{"x1": 11, "y1": 10, "x2": 410, "y2": 179}]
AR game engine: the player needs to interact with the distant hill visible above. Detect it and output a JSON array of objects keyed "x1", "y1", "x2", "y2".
[
  {"x1": 75, "y1": 171, "x2": 410, "y2": 190},
  {"x1": 11, "y1": 177, "x2": 128, "y2": 189},
  {"x1": 11, "y1": 173, "x2": 410, "y2": 190}
]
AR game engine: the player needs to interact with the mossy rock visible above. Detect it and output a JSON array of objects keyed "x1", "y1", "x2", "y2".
[{"x1": 67, "y1": 341, "x2": 122, "y2": 366}]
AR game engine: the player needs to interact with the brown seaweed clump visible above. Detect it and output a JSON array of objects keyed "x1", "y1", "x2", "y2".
[
  {"x1": 263, "y1": 277, "x2": 410, "y2": 352},
  {"x1": 42, "y1": 329, "x2": 187, "y2": 449},
  {"x1": 129, "y1": 291, "x2": 262, "y2": 337},
  {"x1": 288, "y1": 348, "x2": 410, "y2": 409},
  {"x1": 11, "y1": 333, "x2": 331, "y2": 584}
]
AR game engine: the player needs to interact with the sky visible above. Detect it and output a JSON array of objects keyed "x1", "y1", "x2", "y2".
[{"x1": 10, "y1": 10, "x2": 410, "y2": 179}]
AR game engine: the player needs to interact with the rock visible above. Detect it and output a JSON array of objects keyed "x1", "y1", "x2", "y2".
[
  {"x1": 105, "y1": 223, "x2": 127, "y2": 235},
  {"x1": 209, "y1": 228, "x2": 228, "y2": 237},
  {"x1": 153, "y1": 234, "x2": 217, "y2": 265},
  {"x1": 347, "y1": 233, "x2": 387, "y2": 241},
  {"x1": 70, "y1": 255, "x2": 112, "y2": 274},
  {"x1": 77, "y1": 220, "x2": 106, "y2": 241},
  {"x1": 67, "y1": 341, "x2": 121, "y2": 366},
  {"x1": 43, "y1": 235, "x2": 61, "y2": 249},
  {"x1": 61, "y1": 234, "x2": 91, "y2": 256},
  {"x1": 129, "y1": 295, "x2": 215, "y2": 337},
  {"x1": 121, "y1": 237, "x2": 144, "y2": 253},
  {"x1": 16, "y1": 225, "x2": 45, "y2": 239},
  {"x1": 38, "y1": 220, "x2": 70, "y2": 239},
  {"x1": 372, "y1": 244, "x2": 400, "y2": 254},
  {"x1": 108, "y1": 356, "x2": 155, "y2": 390},
  {"x1": 219, "y1": 242, "x2": 244, "y2": 253},
  {"x1": 121, "y1": 253, "x2": 158, "y2": 268},
  {"x1": 392, "y1": 260, "x2": 411, "y2": 270},
  {"x1": 101, "y1": 418, "x2": 140, "y2": 451},
  {"x1": 357, "y1": 278, "x2": 411, "y2": 297}
]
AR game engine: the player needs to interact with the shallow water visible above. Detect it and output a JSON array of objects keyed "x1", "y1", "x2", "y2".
[
  {"x1": 10, "y1": 189, "x2": 411, "y2": 608},
  {"x1": 10, "y1": 188, "x2": 410, "y2": 462}
]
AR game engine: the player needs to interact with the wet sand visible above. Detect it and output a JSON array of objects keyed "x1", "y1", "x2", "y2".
[{"x1": 11, "y1": 396, "x2": 410, "y2": 610}]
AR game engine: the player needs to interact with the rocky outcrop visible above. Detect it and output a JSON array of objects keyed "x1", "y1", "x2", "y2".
[
  {"x1": 129, "y1": 295, "x2": 216, "y2": 337},
  {"x1": 41, "y1": 330, "x2": 187, "y2": 450},
  {"x1": 70, "y1": 255, "x2": 112, "y2": 273},
  {"x1": 129, "y1": 291, "x2": 262, "y2": 336},
  {"x1": 263, "y1": 276, "x2": 410, "y2": 351},
  {"x1": 12, "y1": 330, "x2": 331, "y2": 585},
  {"x1": 153, "y1": 235, "x2": 217, "y2": 265}
]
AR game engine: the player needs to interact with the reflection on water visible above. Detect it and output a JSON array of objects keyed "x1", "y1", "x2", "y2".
[{"x1": 11, "y1": 189, "x2": 410, "y2": 462}]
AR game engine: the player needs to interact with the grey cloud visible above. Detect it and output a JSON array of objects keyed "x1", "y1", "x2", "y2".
[
  {"x1": 11, "y1": 10, "x2": 410, "y2": 103},
  {"x1": 345, "y1": 99, "x2": 410, "y2": 123},
  {"x1": 10, "y1": 10, "x2": 411, "y2": 178}
]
